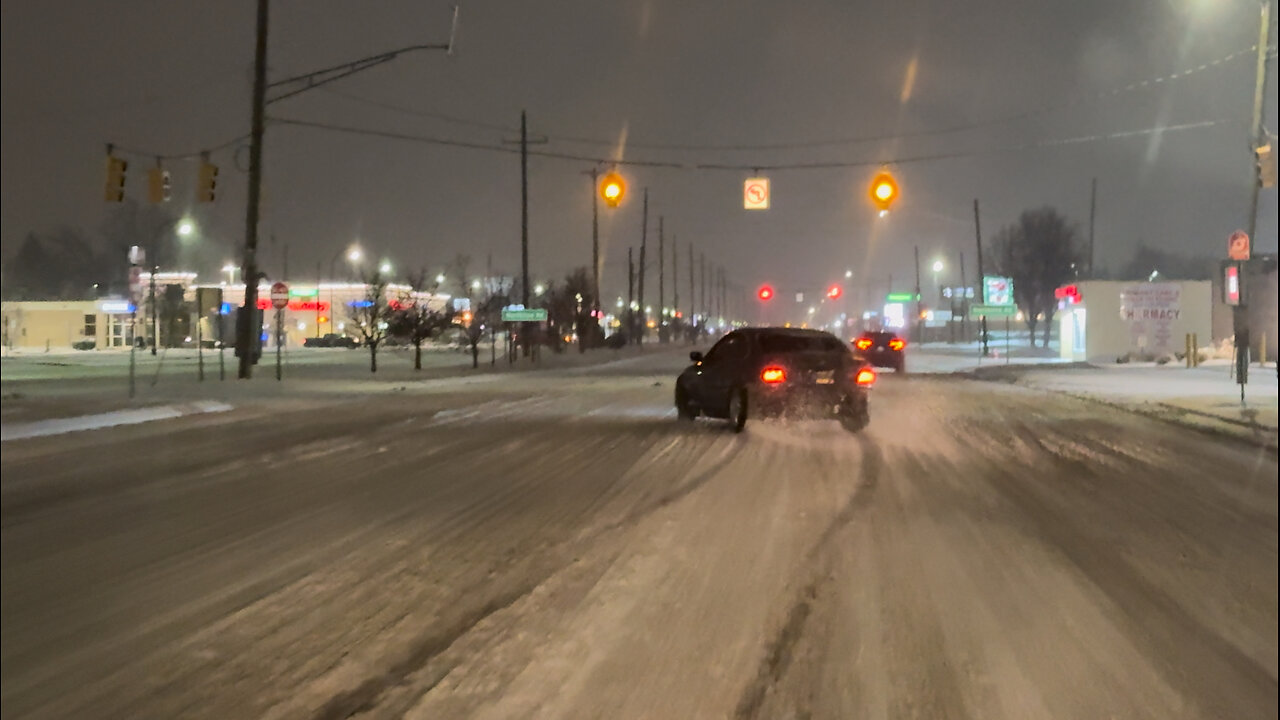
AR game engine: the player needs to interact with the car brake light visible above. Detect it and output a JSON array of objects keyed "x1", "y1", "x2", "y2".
[
  {"x1": 888, "y1": 338, "x2": 905, "y2": 351},
  {"x1": 855, "y1": 338, "x2": 873, "y2": 350},
  {"x1": 855, "y1": 368, "x2": 876, "y2": 385},
  {"x1": 761, "y1": 366, "x2": 787, "y2": 384}
]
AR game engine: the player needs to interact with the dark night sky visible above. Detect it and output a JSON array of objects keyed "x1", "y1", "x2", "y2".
[{"x1": 2, "y1": 0, "x2": 1276, "y2": 311}]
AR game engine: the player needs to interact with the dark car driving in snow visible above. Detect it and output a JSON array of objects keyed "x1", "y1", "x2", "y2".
[
  {"x1": 854, "y1": 330, "x2": 906, "y2": 373},
  {"x1": 675, "y1": 327, "x2": 876, "y2": 433}
]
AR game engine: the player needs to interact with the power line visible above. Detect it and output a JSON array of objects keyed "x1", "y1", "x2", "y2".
[
  {"x1": 267, "y1": 116, "x2": 688, "y2": 168},
  {"x1": 539, "y1": 44, "x2": 1266, "y2": 153},
  {"x1": 270, "y1": 115, "x2": 1230, "y2": 172},
  {"x1": 107, "y1": 132, "x2": 251, "y2": 162},
  {"x1": 318, "y1": 87, "x2": 519, "y2": 132}
]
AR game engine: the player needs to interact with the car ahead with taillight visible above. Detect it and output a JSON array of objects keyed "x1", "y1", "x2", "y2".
[
  {"x1": 675, "y1": 327, "x2": 875, "y2": 433},
  {"x1": 853, "y1": 331, "x2": 906, "y2": 372}
]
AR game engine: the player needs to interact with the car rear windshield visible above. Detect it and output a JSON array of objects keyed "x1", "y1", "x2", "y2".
[{"x1": 758, "y1": 334, "x2": 847, "y2": 354}]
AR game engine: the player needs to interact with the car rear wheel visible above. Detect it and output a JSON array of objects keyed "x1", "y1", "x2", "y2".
[
  {"x1": 838, "y1": 394, "x2": 870, "y2": 433},
  {"x1": 675, "y1": 384, "x2": 697, "y2": 421},
  {"x1": 727, "y1": 387, "x2": 748, "y2": 433}
]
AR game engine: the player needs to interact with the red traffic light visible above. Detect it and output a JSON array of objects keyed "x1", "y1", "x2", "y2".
[
  {"x1": 758, "y1": 285, "x2": 774, "y2": 301},
  {"x1": 827, "y1": 284, "x2": 842, "y2": 299}
]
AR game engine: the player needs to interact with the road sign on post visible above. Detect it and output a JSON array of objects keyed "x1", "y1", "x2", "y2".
[
  {"x1": 501, "y1": 308, "x2": 548, "y2": 322},
  {"x1": 968, "y1": 304, "x2": 1017, "y2": 318},
  {"x1": 270, "y1": 282, "x2": 289, "y2": 309},
  {"x1": 743, "y1": 178, "x2": 770, "y2": 210}
]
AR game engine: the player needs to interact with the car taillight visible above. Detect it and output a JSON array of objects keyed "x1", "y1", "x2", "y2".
[
  {"x1": 855, "y1": 368, "x2": 876, "y2": 385},
  {"x1": 888, "y1": 338, "x2": 905, "y2": 351},
  {"x1": 761, "y1": 366, "x2": 787, "y2": 384},
  {"x1": 855, "y1": 338, "x2": 873, "y2": 350}
]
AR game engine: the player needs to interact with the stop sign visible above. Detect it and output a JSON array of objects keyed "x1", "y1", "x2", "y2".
[{"x1": 270, "y1": 282, "x2": 289, "y2": 309}]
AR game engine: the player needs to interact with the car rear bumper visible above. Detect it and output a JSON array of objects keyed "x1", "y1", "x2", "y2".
[
  {"x1": 860, "y1": 350, "x2": 903, "y2": 368},
  {"x1": 750, "y1": 384, "x2": 864, "y2": 419}
]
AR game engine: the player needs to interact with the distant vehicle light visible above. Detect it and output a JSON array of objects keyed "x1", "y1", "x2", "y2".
[
  {"x1": 761, "y1": 366, "x2": 787, "y2": 384},
  {"x1": 855, "y1": 338, "x2": 873, "y2": 350},
  {"x1": 888, "y1": 338, "x2": 905, "y2": 350},
  {"x1": 856, "y1": 368, "x2": 876, "y2": 385}
]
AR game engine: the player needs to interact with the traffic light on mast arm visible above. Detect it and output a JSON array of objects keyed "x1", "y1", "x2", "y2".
[
  {"x1": 827, "y1": 284, "x2": 842, "y2": 299},
  {"x1": 104, "y1": 153, "x2": 127, "y2": 202},
  {"x1": 599, "y1": 171, "x2": 626, "y2": 208},
  {"x1": 148, "y1": 165, "x2": 171, "y2": 204},
  {"x1": 758, "y1": 285, "x2": 774, "y2": 301},
  {"x1": 197, "y1": 156, "x2": 219, "y2": 203},
  {"x1": 869, "y1": 171, "x2": 898, "y2": 213}
]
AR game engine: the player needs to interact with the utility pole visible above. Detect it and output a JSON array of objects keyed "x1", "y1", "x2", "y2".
[
  {"x1": 672, "y1": 235, "x2": 679, "y2": 324},
  {"x1": 637, "y1": 188, "x2": 648, "y2": 346},
  {"x1": 627, "y1": 247, "x2": 635, "y2": 343},
  {"x1": 1087, "y1": 177, "x2": 1097, "y2": 278},
  {"x1": 658, "y1": 216, "x2": 665, "y2": 342},
  {"x1": 700, "y1": 253, "x2": 706, "y2": 334},
  {"x1": 913, "y1": 245, "x2": 923, "y2": 343},
  {"x1": 237, "y1": 0, "x2": 270, "y2": 379},
  {"x1": 974, "y1": 198, "x2": 989, "y2": 357},
  {"x1": 959, "y1": 250, "x2": 967, "y2": 340},
  {"x1": 587, "y1": 167, "x2": 601, "y2": 317}
]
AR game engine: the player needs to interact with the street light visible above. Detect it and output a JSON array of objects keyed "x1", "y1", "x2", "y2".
[
  {"x1": 436, "y1": 273, "x2": 446, "y2": 285},
  {"x1": 379, "y1": 260, "x2": 392, "y2": 275},
  {"x1": 932, "y1": 259, "x2": 944, "y2": 273},
  {"x1": 177, "y1": 219, "x2": 195, "y2": 237},
  {"x1": 534, "y1": 284, "x2": 545, "y2": 296},
  {"x1": 222, "y1": 263, "x2": 238, "y2": 285},
  {"x1": 845, "y1": 269, "x2": 853, "y2": 279}
]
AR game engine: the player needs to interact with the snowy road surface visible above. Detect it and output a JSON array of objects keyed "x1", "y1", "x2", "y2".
[{"x1": 2, "y1": 351, "x2": 1276, "y2": 719}]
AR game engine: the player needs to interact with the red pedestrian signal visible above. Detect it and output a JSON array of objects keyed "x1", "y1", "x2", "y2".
[
  {"x1": 758, "y1": 285, "x2": 774, "y2": 301},
  {"x1": 827, "y1": 284, "x2": 842, "y2": 299}
]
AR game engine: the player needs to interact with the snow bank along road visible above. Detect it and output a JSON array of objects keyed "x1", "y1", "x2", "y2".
[{"x1": 2, "y1": 352, "x2": 1275, "y2": 719}]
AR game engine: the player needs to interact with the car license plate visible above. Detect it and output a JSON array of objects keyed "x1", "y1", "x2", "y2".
[{"x1": 814, "y1": 370, "x2": 835, "y2": 384}]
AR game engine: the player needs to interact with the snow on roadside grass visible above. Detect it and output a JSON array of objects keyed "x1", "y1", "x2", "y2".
[{"x1": 1, "y1": 401, "x2": 232, "y2": 442}]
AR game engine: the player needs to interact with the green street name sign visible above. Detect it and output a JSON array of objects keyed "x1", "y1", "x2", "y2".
[
  {"x1": 501, "y1": 308, "x2": 548, "y2": 322},
  {"x1": 885, "y1": 292, "x2": 919, "y2": 303},
  {"x1": 968, "y1": 304, "x2": 1018, "y2": 318}
]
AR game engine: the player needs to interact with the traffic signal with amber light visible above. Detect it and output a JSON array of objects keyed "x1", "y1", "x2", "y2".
[
  {"x1": 197, "y1": 160, "x2": 219, "y2": 203},
  {"x1": 104, "y1": 155, "x2": 128, "y2": 202},
  {"x1": 869, "y1": 171, "x2": 898, "y2": 213},
  {"x1": 599, "y1": 171, "x2": 626, "y2": 208},
  {"x1": 148, "y1": 166, "x2": 171, "y2": 204},
  {"x1": 827, "y1": 284, "x2": 842, "y2": 300},
  {"x1": 758, "y1": 285, "x2": 774, "y2": 301},
  {"x1": 1258, "y1": 143, "x2": 1276, "y2": 189}
]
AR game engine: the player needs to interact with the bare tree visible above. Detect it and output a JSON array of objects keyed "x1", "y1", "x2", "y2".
[
  {"x1": 349, "y1": 269, "x2": 391, "y2": 372},
  {"x1": 991, "y1": 207, "x2": 1083, "y2": 347},
  {"x1": 388, "y1": 268, "x2": 449, "y2": 370}
]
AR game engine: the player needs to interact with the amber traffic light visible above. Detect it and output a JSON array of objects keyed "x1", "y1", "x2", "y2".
[
  {"x1": 599, "y1": 171, "x2": 626, "y2": 208},
  {"x1": 197, "y1": 160, "x2": 219, "y2": 203},
  {"x1": 869, "y1": 171, "x2": 898, "y2": 212},
  {"x1": 104, "y1": 155, "x2": 128, "y2": 202}
]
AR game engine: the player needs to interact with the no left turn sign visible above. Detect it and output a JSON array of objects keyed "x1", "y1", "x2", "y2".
[{"x1": 744, "y1": 177, "x2": 770, "y2": 210}]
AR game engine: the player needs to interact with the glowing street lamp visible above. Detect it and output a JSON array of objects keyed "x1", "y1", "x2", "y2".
[{"x1": 176, "y1": 219, "x2": 195, "y2": 237}]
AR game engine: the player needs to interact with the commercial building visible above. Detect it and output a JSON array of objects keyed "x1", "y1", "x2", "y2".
[
  {"x1": 1056, "y1": 280, "x2": 1212, "y2": 362},
  {"x1": 2, "y1": 298, "x2": 136, "y2": 351}
]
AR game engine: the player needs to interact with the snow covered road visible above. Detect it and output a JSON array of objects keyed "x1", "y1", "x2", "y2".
[{"x1": 2, "y1": 351, "x2": 1275, "y2": 719}]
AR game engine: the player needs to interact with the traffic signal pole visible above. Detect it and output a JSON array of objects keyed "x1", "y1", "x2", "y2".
[
  {"x1": 974, "y1": 198, "x2": 989, "y2": 357},
  {"x1": 237, "y1": 0, "x2": 269, "y2": 379},
  {"x1": 520, "y1": 110, "x2": 531, "y2": 357}
]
